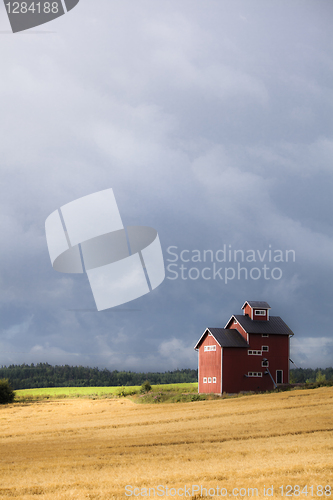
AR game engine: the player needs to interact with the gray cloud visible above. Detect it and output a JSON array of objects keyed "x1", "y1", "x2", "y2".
[{"x1": 0, "y1": 0, "x2": 332, "y2": 370}]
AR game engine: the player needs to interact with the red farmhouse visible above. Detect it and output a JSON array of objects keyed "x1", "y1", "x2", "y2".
[{"x1": 194, "y1": 301, "x2": 294, "y2": 394}]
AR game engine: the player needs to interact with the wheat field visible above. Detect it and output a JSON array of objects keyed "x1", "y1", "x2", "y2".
[{"x1": 0, "y1": 387, "x2": 332, "y2": 499}]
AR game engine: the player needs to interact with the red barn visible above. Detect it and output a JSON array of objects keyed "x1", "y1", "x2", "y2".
[{"x1": 194, "y1": 301, "x2": 294, "y2": 394}]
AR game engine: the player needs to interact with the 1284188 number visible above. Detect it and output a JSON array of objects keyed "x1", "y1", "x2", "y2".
[
  {"x1": 5, "y1": 2, "x2": 59, "y2": 14},
  {"x1": 280, "y1": 485, "x2": 331, "y2": 496}
]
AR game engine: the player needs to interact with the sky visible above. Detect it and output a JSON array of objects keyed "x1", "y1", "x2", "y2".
[{"x1": 0, "y1": 0, "x2": 332, "y2": 371}]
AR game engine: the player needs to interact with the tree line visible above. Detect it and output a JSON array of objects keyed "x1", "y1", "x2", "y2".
[
  {"x1": 0, "y1": 363, "x2": 198, "y2": 389},
  {"x1": 0, "y1": 363, "x2": 332, "y2": 390},
  {"x1": 289, "y1": 367, "x2": 333, "y2": 384}
]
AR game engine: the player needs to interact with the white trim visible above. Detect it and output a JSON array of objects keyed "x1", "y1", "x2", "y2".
[
  {"x1": 224, "y1": 316, "x2": 248, "y2": 342},
  {"x1": 248, "y1": 372, "x2": 263, "y2": 377},
  {"x1": 196, "y1": 342, "x2": 201, "y2": 394},
  {"x1": 203, "y1": 377, "x2": 207, "y2": 383},
  {"x1": 208, "y1": 377, "x2": 212, "y2": 383},
  {"x1": 276, "y1": 370, "x2": 283, "y2": 384},
  {"x1": 248, "y1": 350, "x2": 262, "y2": 355},
  {"x1": 262, "y1": 333, "x2": 269, "y2": 337},
  {"x1": 213, "y1": 377, "x2": 216, "y2": 383},
  {"x1": 288, "y1": 336, "x2": 290, "y2": 383},
  {"x1": 262, "y1": 345, "x2": 269, "y2": 352},
  {"x1": 221, "y1": 347, "x2": 223, "y2": 393},
  {"x1": 204, "y1": 345, "x2": 216, "y2": 352},
  {"x1": 224, "y1": 315, "x2": 236, "y2": 329},
  {"x1": 194, "y1": 328, "x2": 221, "y2": 350},
  {"x1": 255, "y1": 309, "x2": 266, "y2": 316},
  {"x1": 194, "y1": 328, "x2": 210, "y2": 350}
]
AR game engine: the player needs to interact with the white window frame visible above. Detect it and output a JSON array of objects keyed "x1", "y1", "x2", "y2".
[
  {"x1": 204, "y1": 345, "x2": 216, "y2": 352},
  {"x1": 262, "y1": 334, "x2": 269, "y2": 338},
  {"x1": 276, "y1": 370, "x2": 283, "y2": 384},
  {"x1": 255, "y1": 310, "x2": 266, "y2": 316},
  {"x1": 262, "y1": 346, "x2": 269, "y2": 352},
  {"x1": 248, "y1": 350, "x2": 262, "y2": 355},
  {"x1": 248, "y1": 372, "x2": 262, "y2": 377},
  {"x1": 203, "y1": 377, "x2": 207, "y2": 383},
  {"x1": 262, "y1": 360, "x2": 269, "y2": 367},
  {"x1": 213, "y1": 377, "x2": 216, "y2": 383},
  {"x1": 208, "y1": 377, "x2": 212, "y2": 383}
]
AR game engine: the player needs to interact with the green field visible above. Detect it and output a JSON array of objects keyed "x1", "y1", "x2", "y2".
[
  {"x1": 13, "y1": 380, "x2": 333, "y2": 404},
  {"x1": 14, "y1": 382, "x2": 199, "y2": 401}
]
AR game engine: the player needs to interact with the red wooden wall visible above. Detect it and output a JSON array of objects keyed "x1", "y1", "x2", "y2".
[
  {"x1": 243, "y1": 303, "x2": 268, "y2": 320},
  {"x1": 198, "y1": 329, "x2": 290, "y2": 394},
  {"x1": 222, "y1": 334, "x2": 289, "y2": 393},
  {"x1": 198, "y1": 332, "x2": 222, "y2": 393}
]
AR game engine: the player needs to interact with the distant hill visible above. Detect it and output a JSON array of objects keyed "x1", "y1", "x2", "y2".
[{"x1": 0, "y1": 363, "x2": 332, "y2": 390}]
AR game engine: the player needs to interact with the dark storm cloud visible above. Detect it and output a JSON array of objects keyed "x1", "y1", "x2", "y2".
[{"x1": 0, "y1": 0, "x2": 332, "y2": 369}]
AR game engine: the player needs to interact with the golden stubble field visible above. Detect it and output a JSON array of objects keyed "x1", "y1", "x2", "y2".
[{"x1": 0, "y1": 387, "x2": 332, "y2": 499}]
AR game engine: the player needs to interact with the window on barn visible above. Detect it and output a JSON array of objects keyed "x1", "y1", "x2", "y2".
[
  {"x1": 262, "y1": 346, "x2": 269, "y2": 352},
  {"x1": 204, "y1": 345, "x2": 216, "y2": 352},
  {"x1": 208, "y1": 377, "x2": 212, "y2": 383},
  {"x1": 262, "y1": 360, "x2": 269, "y2": 367},
  {"x1": 248, "y1": 372, "x2": 262, "y2": 377},
  {"x1": 213, "y1": 377, "x2": 216, "y2": 383},
  {"x1": 255, "y1": 310, "x2": 266, "y2": 316},
  {"x1": 203, "y1": 377, "x2": 207, "y2": 383},
  {"x1": 248, "y1": 350, "x2": 262, "y2": 355},
  {"x1": 262, "y1": 334, "x2": 269, "y2": 337}
]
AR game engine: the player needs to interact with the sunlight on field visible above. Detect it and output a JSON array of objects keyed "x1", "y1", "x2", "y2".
[
  {"x1": 14, "y1": 383, "x2": 198, "y2": 400},
  {"x1": 14, "y1": 385, "x2": 140, "y2": 398},
  {"x1": 0, "y1": 387, "x2": 332, "y2": 499}
]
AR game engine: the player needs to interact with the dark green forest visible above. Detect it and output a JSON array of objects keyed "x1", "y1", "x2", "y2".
[
  {"x1": 0, "y1": 364, "x2": 198, "y2": 389},
  {"x1": 289, "y1": 367, "x2": 333, "y2": 384},
  {"x1": 0, "y1": 363, "x2": 332, "y2": 390}
]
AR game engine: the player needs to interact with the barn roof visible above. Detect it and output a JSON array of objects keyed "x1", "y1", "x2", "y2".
[
  {"x1": 241, "y1": 301, "x2": 271, "y2": 309},
  {"x1": 232, "y1": 315, "x2": 294, "y2": 336},
  {"x1": 194, "y1": 328, "x2": 249, "y2": 350}
]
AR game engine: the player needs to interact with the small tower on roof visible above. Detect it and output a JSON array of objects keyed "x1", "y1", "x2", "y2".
[{"x1": 241, "y1": 301, "x2": 271, "y2": 321}]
